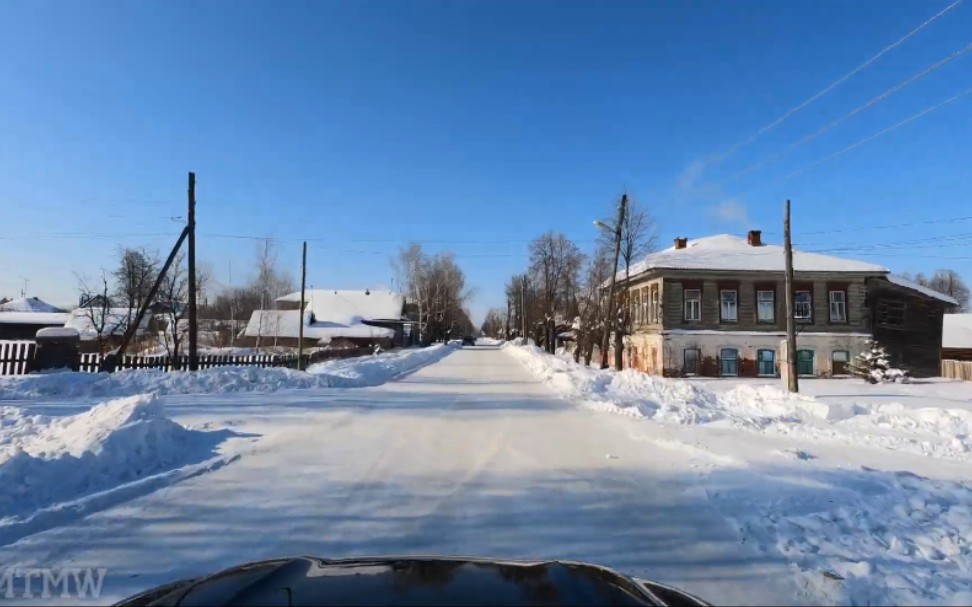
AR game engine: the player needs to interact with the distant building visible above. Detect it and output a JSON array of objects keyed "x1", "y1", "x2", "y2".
[
  {"x1": 942, "y1": 314, "x2": 972, "y2": 362},
  {"x1": 243, "y1": 289, "x2": 416, "y2": 349},
  {"x1": 0, "y1": 311, "x2": 71, "y2": 340}
]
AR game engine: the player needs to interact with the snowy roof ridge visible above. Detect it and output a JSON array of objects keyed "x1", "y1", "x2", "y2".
[
  {"x1": 276, "y1": 289, "x2": 404, "y2": 325},
  {"x1": 0, "y1": 297, "x2": 63, "y2": 313},
  {"x1": 943, "y1": 314, "x2": 972, "y2": 349},
  {"x1": 886, "y1": 274, "x2": 959, "y2": 306},
  {"x1": 621, "y1": 233, "x2": 888, "y2": 277}
]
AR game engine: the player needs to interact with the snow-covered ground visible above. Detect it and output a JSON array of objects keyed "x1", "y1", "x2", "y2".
[{"x1": 1, "y1": 343, "x2": 970, "y2": 605}]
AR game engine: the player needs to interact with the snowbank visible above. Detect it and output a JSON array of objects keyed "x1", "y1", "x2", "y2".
[
  {"x1": 504, "y1": 344, "x2": 972, "y2": 460},
  {"x1": 0, "y1": 344, "x2": 456, "y2": 400},
  {"x1": 725, "y1": 468, "x2": 972, "y2": 606},
  {"x1": 0, "y1": 394, "x2": 223, "y2": 520}
]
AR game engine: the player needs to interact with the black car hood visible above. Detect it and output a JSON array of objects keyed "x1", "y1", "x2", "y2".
[{"x1": 114, "y1": 556, "x2": 709, "y2": 606}]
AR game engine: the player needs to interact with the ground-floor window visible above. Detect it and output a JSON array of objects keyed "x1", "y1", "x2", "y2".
[
  {"x1": 720, "y1": 348, "x2": 738, "y2": 376},
  {"x1": 832, "y1": 350, "x2": 850, "y2": 375},
  {"x1": 683, "y1": 348, "x2": 700, "y2": 375},
  {"x1": 797, "y1": 349, "x2": 815, "y2": 376},
  {"x1": 757, "y1": 349, "x2": 776, "y2": 377}
]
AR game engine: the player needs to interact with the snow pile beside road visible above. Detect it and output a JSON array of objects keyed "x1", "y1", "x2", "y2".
[
  {"x1": 0, "y1": 345, "x2": 455, "y2": 400},
  {"x1": 504, "y1": 344, "x2": 972, "y2": 460},
  {"x1": 0, "y1": 394, "x2": 220, "y2": 520},
  {"x1": 728, "y1": 468, "x2": 972, "y2": 606}
]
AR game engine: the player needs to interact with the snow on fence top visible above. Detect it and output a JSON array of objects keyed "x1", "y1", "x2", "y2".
[
  {"x1": 943, "y1": 314, "x2": 972, "y2": 349},
  {"x1": 619, "y1": 233, "x2": 889, "y2": 279},
  {"x1": 0, "y1": 297, "x2": 63, "y2": 313},
  {"x1": 276, "y1": 289, "x2": 404, "y2": 325},
  {"x1": 243, "y1": 309, "x2": 395, "y2": 341},
  {"x1": 886, "y1": 274, "x2": 959, "y2": 306}
]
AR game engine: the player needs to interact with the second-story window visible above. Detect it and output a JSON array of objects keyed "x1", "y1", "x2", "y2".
[
  {"x1": 651, "y1": 288, "x2": 660, "y2": 323},
  {"x1": 720, "y1": 289, "x2": 738, "y2": 322},
  {"x1": 684, "y1": 289, "x2": 701, "y2": 322},
  {"x1": 829, "y1": 290, "x2": 847, "y2": 323},
  {"x1": 641, "y1": 288, "x2": 649, "y2": 324},
  {"x1": 795, "y1": 291, "x2": 813, "y2": 323},
  {"x1": 632, "y1": 289, "x2": 641, "y2": 324},
  {"x1": 757, "y1": 290, "x2": 775, "y2": 323}
]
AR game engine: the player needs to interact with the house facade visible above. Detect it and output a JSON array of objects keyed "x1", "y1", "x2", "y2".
[{"x1": 617, "y1": 231, "x2": 954, "y2": 378}]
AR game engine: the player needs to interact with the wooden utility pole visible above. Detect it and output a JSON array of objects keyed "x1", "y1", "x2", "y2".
[
  {"x1": 505, "y1": 296, "x2": 511, "y2": 340},
  {"x1": 520, "y1": 278, "x2": 526, "y2": 341},
  {"x1": 187, "y1": 172, "x2": 198, "y2": 372},
  {"x1": 784, "y1": 199, "x2": 799, "y2": 392},
  {"x1": 600, "y1": 194, "x2": 627, "y2": 370},
  {"x1": 298, "y1": 241, "x2": 307, "y2": 370}
]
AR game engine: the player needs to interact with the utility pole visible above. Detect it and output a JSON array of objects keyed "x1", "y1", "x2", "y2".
[
  {"x1": 520, "y1": 278, "x2": 526, "y2": 341},
  {"x1": 505, "y1": 295, "x2": 511, "y2": 340},
  {"x1": 600, "y1": 194, "x2": 627, "y2": 370},
  {"x1": 784, "y1": 199, "x2": 799, "y2": 393},
  {"x1": 298, "y1": 241, "x2": 307, "y2": 370},
  {"x1": 187, "y1": 171, "x2": 198, "y2": 372}
]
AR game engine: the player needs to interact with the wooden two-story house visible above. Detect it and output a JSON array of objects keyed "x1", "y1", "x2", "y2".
[{"x1": 616, "y1": 230, "x2": 955, "y2": 378}]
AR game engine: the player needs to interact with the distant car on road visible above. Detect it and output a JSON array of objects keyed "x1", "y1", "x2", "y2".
[{"x1": 462, "y1": 336, "x2": 476, "y2": 346}]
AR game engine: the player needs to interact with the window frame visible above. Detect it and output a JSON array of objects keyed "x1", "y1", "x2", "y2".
[
  {"x1": 641, "y1": 288, "x2": 649, "y2": 325},
  {"x1": 683, "y1": 348, "x2": 700, "y2": 376},
  {"x1": 756, "y1": 289, "x2": 775, "y2": 323},
  {"x1": 831, "y1": 350, "x2": 850, "y2": 376},
  {"x1": 757, "y1": 348, "x2": 776, "y2": 377},
  {"x1": 720, "y1": 289, "x2": 738, "y2": 323},
  {"x1": 796, "y1": 349, "x2": 815, "y2": 376},
  {"x1": 828, "y1": 290, "x2": 847, "y2": 324},
  {"x1": 877, "y1": 299, "x2": 906, "y2": 328},
  {"x1": 683, "y1": 288, "x2": 702, "y2": 322},
  {"x1": 720, "y1": 348, "x2": 739, "y2": 377},
  {"x1": 794, "y1": 290, "x2": 813, "y2": 324},
  {"x1": 651, "y1": 287, "x2": 660, "y2": 323}
]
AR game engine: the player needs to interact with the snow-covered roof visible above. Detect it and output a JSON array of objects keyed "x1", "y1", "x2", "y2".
[
  {"x1": 886, "y1": 274, "x2": 959, "y2": 305},
  {"x1": 0, "y1": 297, "x2": 63, "y2": 313},
  {"x1": 943, "y1": 314, "x2": 972, "y2": 349},
  {"x1": 35, "y1": 327, "x2": 80, "y2": 340},
  {"x1": 243, "y1": 310, "x2": 395, "y2": 341},
  {"x1": 621, "y1": 234, "x2": 888, "y2": 278},
  {"x1": 276, "y1": 289, "x2": 404, "y2": 324},
  {"x1": 0, "y1": 312, "x2": 71, "y2": 325},
  {"x1": 64, "y1": 308, "x2": 149, "y2": 340}
]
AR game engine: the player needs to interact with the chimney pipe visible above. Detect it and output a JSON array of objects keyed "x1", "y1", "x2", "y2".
[
  {"x1": 674, "y1": 237, "x2": 688, "y2": 250},
  {"x1": 747, "y1": 230, "x2": 762, "y2": 247}
]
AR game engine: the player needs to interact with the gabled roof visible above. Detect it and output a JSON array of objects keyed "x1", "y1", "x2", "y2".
[
  {"x1": 0, "y1": 297, "x2": 63, "y2": 313},
  {"x1": 885, "y1": 274, "x2": 959, "y2": 306},
  {"x1": 943, "y1": 314, "x2": 972, "y2": 349},
  {"x1": 621, "y1": 234, "x2": 888, "y2": 278},
  {"x1": 243, "y1": 310, "x2": 394, "y2": 342},
  {"x1": 276, "y1": 289, "x2": 404, "y2": 324}
]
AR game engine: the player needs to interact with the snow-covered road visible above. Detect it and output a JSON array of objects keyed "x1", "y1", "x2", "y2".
[{"x1": 0, "y1": 346, "x2": 803, "y2": 605}]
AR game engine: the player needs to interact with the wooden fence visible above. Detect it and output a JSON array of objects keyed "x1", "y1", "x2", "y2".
[
  {"x1": 0, "y1": 340, "x2": 372, "y2": 376},
  {"x1": 0, "y1": 341, "x2": 37, "y2": 376},
  {"x1": 942, "y1": 359, "x2": 972, "y2": 381}
]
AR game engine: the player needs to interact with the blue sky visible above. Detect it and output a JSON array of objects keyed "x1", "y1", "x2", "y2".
[{"x1": 2, "y1": 0, "x2": 971, "y2": 321}]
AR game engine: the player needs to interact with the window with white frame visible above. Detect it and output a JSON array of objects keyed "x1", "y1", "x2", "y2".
[
  {"x1": 684, "y1": 289, "x2": 701, "y2": 322},
  {"x1": 720, "y1": 289, "x2": 738, "y2": 322},
  {"x1": 795, "y1": 291, "x2": 813, "y2": 323},
  {"x1": 641, "y1": 288, "x2": 649, "y2": 324},
  {"x1": 829, "y1": 290, "x2": 847, "y2": 323},
  {"x1": 651, "y1": 288, "x2": 660, "y2": 323},
  {"x1": 757, "y1": 290, "x2": 775, "y2": 323},
  {"x1": 632, "y1": 289, "x2": 641, "y2": 324}
]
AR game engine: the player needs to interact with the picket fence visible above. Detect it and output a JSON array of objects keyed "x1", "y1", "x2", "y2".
[{"x1": 0, "y1": 340, "x2": 310, "y2": 376}]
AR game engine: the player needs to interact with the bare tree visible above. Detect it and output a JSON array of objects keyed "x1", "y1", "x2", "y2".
[
  {"x1": 480, "y1": 308, "x2": 508, "y2": 338},
  {"x1": 392, "y1": 244, "x2": 474, "y2": 344},
  {"x1": 249, "y1": 239, "x2": 295, "y2": 348},
  {"x1": 76, "y1": 270, "x2": 114, "y2": 354},
  {"x1": 597, "y1": 196, "x2": 659, "y2": 366},
  {"x1": 112, "y1": 247, "x2": 160, "y2": 341},
  {"x1": 923, "y1": 270, "x2": 969, "y2": 312},
  {"x1": 157, "y1": 253, "x2": 210, "y2": 366},
  {"x1": 528, "y1": 232, "x2": 585, "y2": 353}
]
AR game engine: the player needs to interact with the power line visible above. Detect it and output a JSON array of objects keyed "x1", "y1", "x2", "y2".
[
  {"x1": 777, "y1": 84, "x2": 972, "y2": 182},
  {"x1": 714, "y1": 0, "x2": 964, "y2": 163},
  {"x1": 764, "y1": 213, "x2": 972, "y2": 236},
  {"x1": 733, "y1": 40, "x2": 972, "y2": 179}
]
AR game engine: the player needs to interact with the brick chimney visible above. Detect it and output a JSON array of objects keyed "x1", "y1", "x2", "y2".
[
  {"x1": 674, "y1": 237, "x2": 688, "y2": 250},
  {"x1": 747, "y1": 230, "x2": 762, "y2": 247}
]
